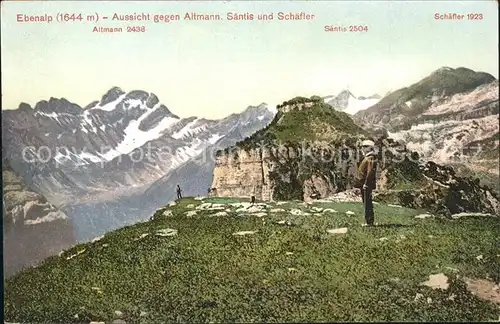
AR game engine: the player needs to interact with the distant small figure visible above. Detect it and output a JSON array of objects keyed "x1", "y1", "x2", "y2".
[
  {"x1": 208, "y1": 187, "x2": 212, "y2": 196},
  {"x1": 251, "y1": 196, "x2": 256, "y2": 205},
  {"x1": 176, "y1": 184, "x2": 183, "y2": 199}
]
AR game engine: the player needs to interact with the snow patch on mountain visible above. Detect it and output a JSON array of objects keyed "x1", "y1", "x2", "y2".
[
  {"x1": 325, "y1": 90, "x2": 381, "y2": 115},
  {"x1": 100, "y1": 102, "x2": 179, "y2": 161},
  {"x1": 35, "y1": 111, "x2": 59, "y2": 119},
  {"x1": 171, "y1": 119, "x2": 209, "y2": 140},
  {"x1": 344, "y1": 96, "x2": 380, "y2": 115},
  {"x1": 90, "y1": 93, "x2": 128, "y2": 112}
]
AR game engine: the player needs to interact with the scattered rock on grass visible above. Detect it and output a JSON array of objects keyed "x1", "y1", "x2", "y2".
[
  {"x1": 327, "y1": 228, "x2": 348, "y2": 234},
  {"x1": 322, "y1": 208, "x2": 338, "y2": 214},
  {"x1": 465, "y1": 278, "x2": 500, "y2": 304},
  {"x1": 476, "y1": 255, "x2": 484, "y2": 261},
  {"x1": 134, "y1": 233, "x2": 149, "y2": 241},
  {"x1": 162, "y1": 210, "x2": 173, "y2": 217},
  {"x1": 451, "y1": 212, "x2": 496, "y2": 219},
  {"x1": 270, "y1": 208, "x2": 286, "y2": 213},
  {"x1": 156, "y1": 229, "x2": 178, "y2": 237},
  {"x1": 186, "y1": 204, "x2": 195, "y2": 209},
  {"x1": 414, "y1": 293, "x2": 424, "y2": 301},
  {"x1": 233, "y1": 231, "x2": 257, "y2": 236},
  {"x1": 185, "y1": 210, "x2": 197, "y2": 217},
  {"x1": 345, "y1": 211, "x2": 355, "y2": 216},
  {"x1": 196, "y1": 203, "x2": 225, "y2": 211},
  {"x1": 211, "y1": 211, "x2": 228, "y2": 217},
  {"x1": 421, "y1": 273, "x2": 449, "y2": 290},
  {"x1": 235, "y1": 205, "x2": 267, "y2": 213},
  {"x1": 114, "y1": 310, "x2": 123, "y2": 317},
  {"x1": 254, "y1": 212, "x2": 267, "y2": 218},
  {"x1": 291, "y1": 209, "x2": 310, "y2": 216},
  {"x1": 379, "y1": 237, "x2": 389, "y2": 241},
  {"x1": 415, "y1": 213, "x2": 433, "y2": 219},
  {"x1": 388, "y1": 204, "x2": 402, "y2": 208}
]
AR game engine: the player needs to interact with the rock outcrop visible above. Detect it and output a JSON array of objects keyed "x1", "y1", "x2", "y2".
[
  {"x1": 374, "y1": 160, "x2": 499, "y2": 217},
  {"x1": 211, "y1": 96, "x2": 374, "y2": 201},
  {"x1": 3, "y1": 160, "x2": 76, "y2": 277}
]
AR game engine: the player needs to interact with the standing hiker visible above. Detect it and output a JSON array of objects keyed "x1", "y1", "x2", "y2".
[
  {"x1": 355, "y1": 140, "x2": 378, "y2": 226},
  {"x1": 250, "y1": 185, "x2": 256, "y2": 205},
  {"x1": 176, "y1": 184, "x2": 183, "y2": 200}
]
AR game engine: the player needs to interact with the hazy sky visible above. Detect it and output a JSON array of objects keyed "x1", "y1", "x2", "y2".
[{"x1": 2, "y1": 1, "x2": 498, "y2": 119}]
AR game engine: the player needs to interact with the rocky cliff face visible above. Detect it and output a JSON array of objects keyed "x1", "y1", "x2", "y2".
[
  {"x1": 211, "y1": 96, "x2": 374, "y2": 201},
  {"x1": 3, "y1": 160, "x2": 76, "y2": 278},
  {"x1": 212, "y1": 148, "x2": 273, "y2": 200},
  {"x1": 375, "y1": 160, "x2": 499, "y2": 217}
]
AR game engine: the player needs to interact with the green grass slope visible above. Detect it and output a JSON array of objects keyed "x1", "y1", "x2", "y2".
[
  {"x1": 4, "y1": 197, "x2": 500, "y2": 323},
  {"x1": 225, "y1": 96, "x2": 366, "y2": 152}
]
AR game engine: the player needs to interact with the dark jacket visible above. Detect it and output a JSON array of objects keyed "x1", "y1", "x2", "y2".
[{"x1": 354, "y1": 152, "x2": 378, "y2": 189}]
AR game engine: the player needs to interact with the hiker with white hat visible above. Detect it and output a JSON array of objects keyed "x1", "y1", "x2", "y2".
[{"x1": 354, "y1": 139, "x2": 378, "y2": 226}]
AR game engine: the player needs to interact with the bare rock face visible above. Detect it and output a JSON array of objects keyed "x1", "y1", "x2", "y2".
[
  {"x1": 3, "y1": 160, "x2": 76, "y2": 278},
  {"x1": 303, "y1": 174, "x2": 335, "y2": 201},
  {"x1": 356, "y1": 72, "x2": 499, "y2": 178},
  {"x1": 211, "y1": 148, "x2": 274, "y2": 200},
  {"x1": 212, "y1": 144, "x2": 363, "y2": 202}
]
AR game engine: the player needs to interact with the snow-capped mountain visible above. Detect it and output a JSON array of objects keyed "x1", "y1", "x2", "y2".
[
  {"x1": 324, "y1": 90, "x2": 381, "y2": 115},
  {"x1": 3, "y1": 88, "x2": 275, "y2": 241},
  {"x1": 2, "y1": 87, "x2": 275, "y2": 206}
]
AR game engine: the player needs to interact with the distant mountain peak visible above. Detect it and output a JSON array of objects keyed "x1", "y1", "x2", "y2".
[
  {"x1": 100, "y1": 86, "x2": 126, "y2": 106},
  {"x1": 337, "y1": 89, "x2": 355, "y2": 98},
  {"x1": 325, "y1": 90, "x2": 380, "y2": 115},
  {"x1": 354, "y1": 66, "x2": 497, "y2": 129}
]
